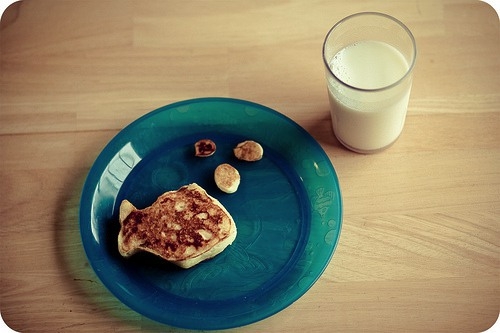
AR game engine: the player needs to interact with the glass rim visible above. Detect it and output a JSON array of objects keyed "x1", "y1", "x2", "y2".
[{"x1": 322, "y1": 12, "x2": 417, "y2": 92}]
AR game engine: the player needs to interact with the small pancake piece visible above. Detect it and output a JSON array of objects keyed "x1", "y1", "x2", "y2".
[
  {"x1": 233, "y1": 140, "x2": 263, "y2": 161},
  {"x1": 214, "y1": 163, "x2": 240, "y2": 193},
  {"x1": 194, "y1": 139, "x2": 216, "y2": 157}
]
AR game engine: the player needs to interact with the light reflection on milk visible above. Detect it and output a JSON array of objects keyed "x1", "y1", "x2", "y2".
[{"x1": 327, "y1": 40, "x2": 412, "y2": 152}]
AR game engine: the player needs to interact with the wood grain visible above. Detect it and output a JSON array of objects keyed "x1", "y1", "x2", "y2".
[{"x1": 1, "y1": 0, "x2": 499, "y2": 332}]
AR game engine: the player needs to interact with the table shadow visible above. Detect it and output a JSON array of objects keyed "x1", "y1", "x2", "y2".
[{"x1": 302, "y1": 109, "x2": 345, "y2": 152}]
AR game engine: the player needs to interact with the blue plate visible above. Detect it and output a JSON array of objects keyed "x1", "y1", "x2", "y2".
[{"x1": 79, "y1": 97, "x2": 342, "y2": 330}]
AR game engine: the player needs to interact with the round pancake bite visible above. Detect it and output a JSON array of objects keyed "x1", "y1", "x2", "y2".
[
  {"x1": 194, "y1": 139, "x2": 216, "y2": 157},
  {"x1": 233, "y1": 140, "x2": 263, "y2": 161},
  {"x1": 214, "y1": 163, "x2": 240, "y2": 194}
]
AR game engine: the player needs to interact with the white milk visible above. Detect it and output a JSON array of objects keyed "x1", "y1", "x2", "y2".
[{"x1": 327, "y1": 40, "x2": 412, "y2": 152}]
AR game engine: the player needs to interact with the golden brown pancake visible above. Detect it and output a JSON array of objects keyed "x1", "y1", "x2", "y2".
[{"x1": 118, "y1": 183, "x2": 237, "y2": 268}]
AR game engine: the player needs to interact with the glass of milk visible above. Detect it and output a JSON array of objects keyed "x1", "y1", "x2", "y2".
[{"x1": 322, "y1": 12, "x2": 416, "y2": 153}]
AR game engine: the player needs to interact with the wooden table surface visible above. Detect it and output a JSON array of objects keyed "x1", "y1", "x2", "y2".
[{"x1": 1, "y1": 1, "x2": 499, "y2": 332}]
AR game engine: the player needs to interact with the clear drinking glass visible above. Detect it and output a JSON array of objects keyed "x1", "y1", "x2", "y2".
[{"x1": 323, "y1": 12, "x2": 417, "y2": 153}]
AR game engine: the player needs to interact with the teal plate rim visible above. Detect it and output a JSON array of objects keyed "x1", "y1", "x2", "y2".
[{"x1": 79, "y1": 97, "x2": 343, "y2": 330}]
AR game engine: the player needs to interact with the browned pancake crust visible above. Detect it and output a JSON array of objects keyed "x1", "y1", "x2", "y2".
[
  {"x1": 119, "y1": 185, "x2": 232, "y2": 261},
  {"x1": 233, "y1": 140, "x2": 263, "y2": 161}
]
